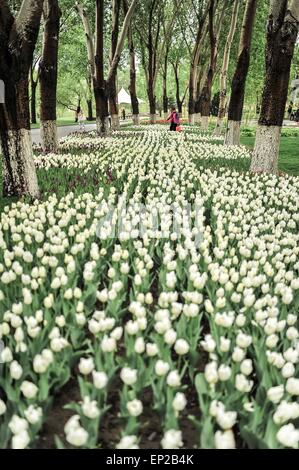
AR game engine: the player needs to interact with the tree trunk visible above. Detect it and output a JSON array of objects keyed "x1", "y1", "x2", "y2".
[
  {"x1": 0, "y1": 80, "x2": 39, "y2": 197},
  {"x1": 86, "y1": 71, "x2": 93, "y2": 121},
  {"x1": 31, "y1": 79, "x2": 37, "y2": 125},
  {"x1": 86, "y1": 98, "x2": 93, "y2": 121},
  {"x1": 92, "y1": 0, "x2": 137, "y2": 135},
  {"x1": 124, "y1": 0, "x2": 139, "y2": 124},
  {"x1": 108, "y1": 0, "x2": 121, "y2": 130},
  {"x1": 225, "y1": 0, "x2": 258, "y2": 145},
  {"x1": 162, "y1": 48, "x2": 169, "y2": 118},
  {"x1": 200, "y1": 0, "x2": 226, "y2": 128},
  {"x1": 139, "y1": 1, "x2": 163, "y2": 125},
  {"x1": 214, "y1": 0, "x2": 239, "y2": 134},
  {"x1": 39, "y1": 0, "x2": 60, "y2": 153},
  {"x1": 94, "y1": 0, "x2": 109, "y2": 135},
  {"x1": 187, "y1": 1, "x2": 210, "y2": 124},
  {"x1": 188, "y1": 68, "x2": 195, "y2": 124},
  {"x1": 148, "y1": 84, "x2": 157, "y2": 123},
  {"x1": 0, "y1": 0, "x2": 43, "y2": 198},
  {"x1": 108, "y1": 77, "x2": 120, "y2": 130},
  {"x1": 193, "y1": 65, "x2": 207, "y2": 124},
  {"x1": 251, "y1": 0, "x2": 299, "y2": 174},
  {"x1": 173, "y1": 61, "x2": 182, "y2": 116}
]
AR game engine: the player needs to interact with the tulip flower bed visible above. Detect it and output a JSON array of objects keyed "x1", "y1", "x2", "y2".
[{"x1": 0, "y1": 126, "x2": 299, "y2": 449}]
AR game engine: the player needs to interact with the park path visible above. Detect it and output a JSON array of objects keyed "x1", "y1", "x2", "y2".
[
  {"x1": 30, "y1": 118, "x2": 146, "y2": 144},
  {"x1": 31, "y1": 123, "x2": 96, "y2": 144}
]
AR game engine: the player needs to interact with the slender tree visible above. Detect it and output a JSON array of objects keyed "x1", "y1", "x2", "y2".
[
  {"x1": 137, "y1": 0, "x2": 162, "y2": 124},
  {"x1": 199, "y1": 0, "x2": 227, "y2": 130},
  {"x1": 214, "y1": 0, "x2": 240, "y2": 134},
  {"x1": 225, "y1": 0, "x2": 258, "y2": 145},
  {"x1": 76, "y1": 0, "x2": 138, "y2": 134},
  {"x1": 86, "y1": 71, "x2": 94, "y2": 121},
  {"x1": 251, "y1": 0, "x2": 299, "y2": 174},
  {"x1": 109, "y1": 0, "x2": 121, "y2": 129},
  {"x1": 123, "y1": 0, "x2": 140, "y2": 124},
  {"x1": 172, "y1": 59, "x2": 189, "y2": 116},
  {"x1": 39, "y1": 0, "x2": 61, "y2": 152},
  {"x1": 162, "y1": 43, "x2": 170, "y2": 118},
  {"x1": 30, "y1": 55, "x2": 40, "y2": 125},
  {"x1": 0, "y1": 0, "x2": 43, "y2": 198},
  {"x1": 186, "y1": 0, "x2": 211, "y2": 124}
]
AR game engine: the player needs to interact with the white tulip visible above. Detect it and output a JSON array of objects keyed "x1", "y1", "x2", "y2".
[
  {"x1": 267, "y1": 385, "x2": 284, "y2": 404},
  {"x1": 286, "y1": 378, "x2": 299, "y2": 396},
  {"x1": 276, "y1": 424, "x2": 299, "y2": 449},
  {"x1": 281, "y1": 362, "x2": 295, "y2": 378},
  {"x1": 146, "y1": 343, "x2": 159, "y2": 357},
  {"x1": 204, "y1": 362, "x2": 218, "y2": 385},
  {"x1": 9, "y1": 415, "x2": 28, "y2": 435},
  {"x1": 218, "y1": 364, "x2": 232, "y2": 381},
  {"x1": 161, "y1": 429, "x2": 183, "y2": 449},
  {"x1": 172, "y1": 392, "x2": 187, "y2": 412},
  {"x1": 10, "y1": 361, "x2": 23, "y2": 380},
  {"x1": 78, "y1": 357, "x2": 95, "y2": 375},
  {"x1": 216, "y1": 410, "x2": 237, "y2": 430},
  {"x1": 155, "y1": 360, "x2": 170, "y2": 376},
  {"x1": 66, "y1": 427, "x2": 88, "y2": 447},
  {"x1": 116, "y1": 435, "x2": 139, "y2": 449},
  {"x1": 167, "y1": 370, "x2": 181, "y2": 388},
  {"x1": 12, "y1": 430, "x2": 30, "y2": 449},
  {"x1": 174, "y1": 339, "x2": 190, "y2": 355},
  {"x1": 20, "y1": 381, "x2": 38, "y2": 399},
  {"x1": 215, "y1": 430, "x2": 236, "y2": 449},
  {"x1": 82, "y1": 396, "x2": 100, "y2": 419},
  {"x1": 120, "y1": 367, "x2": 137, "y2": 386},
  {"x1": 127, "y1": 399, "x2": 143, "y2": 417},
  {"x1": 0, "y1": 399, "x2": 7, "y2": 415}
]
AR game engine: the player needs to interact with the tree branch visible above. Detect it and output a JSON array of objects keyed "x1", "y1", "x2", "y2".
[{"x1": 107, "y1": 0, "x2": 138, "y2": 83}]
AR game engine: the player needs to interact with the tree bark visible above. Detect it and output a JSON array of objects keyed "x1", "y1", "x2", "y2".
[
  {"x1": 0, "y1": 0, "x2": 43, "y2": 198},
  {"x1": 94, "y1": 0, "x2": 109, "y2": 134},
  {"x1": 200, "y1": 0, "x2": 227, "y2": 129},
  {"x1": 173, "y1": 60, "x2": 183, "y2": 115},
  {"x1": 40, "y1": 0, "x2": 61, "y2": 153},
  {"x1": 86, "y1": 70, "x2": 93, "y2": 120},
  {"x1": 76, "y1": 0, "x2": 137, "y2": 134},
  {"x1": 188, "y1": 0, "x2": 211, "y2": 124},
  {"x1": 162, "y1": 47, "x2": 169, "y2": 118},
  {"x1": 124, "y1": 0, "x2": 140, "y2": 124},
  {"x1": 225, "y1": 0, "x2": 258, "y2": 145},
  {"x1": 147, "y1": 1, "x2": 160, "y2": 123},
  {"x1": 86, "y1": 98, "x2": 93, "y2": 121},
  {"x1": 108, "y1": 0, "x2": 121, "y2": 130},
  {"x1": 251, "y1": 0, "x2": 299, "y2": 174},
  {"x1": 214, "y1": 0, "x2": 239, "y2": 134},
  {"x1": 30, "y1": 64, "x2": 38, "y2": 125}
]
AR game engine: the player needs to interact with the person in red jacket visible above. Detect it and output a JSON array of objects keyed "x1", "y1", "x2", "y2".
[{"x1": 167, "y1": 107, "x2": 180, "y2": 131}]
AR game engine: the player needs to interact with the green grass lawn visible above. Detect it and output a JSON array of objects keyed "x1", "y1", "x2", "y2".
[{"x1": 241, "y1": 136, "x2": 299, "y2": 176}]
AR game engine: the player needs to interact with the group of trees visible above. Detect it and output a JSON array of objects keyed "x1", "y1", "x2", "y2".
[{"x1": 0, "y1": 0, "x2": 298, "y2": 198}]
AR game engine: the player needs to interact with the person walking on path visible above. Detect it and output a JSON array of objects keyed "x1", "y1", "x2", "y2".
[
  {"x1": 78, "y1": 109, "x2": 86, "y2": 131},
  {"x1": 287, "y1": 102, "x2": 293, "y2": 120},
  {"x1": 167, "y1": 107, "x2": 180, "y2": 131}
]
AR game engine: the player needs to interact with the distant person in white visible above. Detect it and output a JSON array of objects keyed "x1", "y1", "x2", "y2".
[{"x1": 78, "y1": 109, "x2": 86, "y2": 131}]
